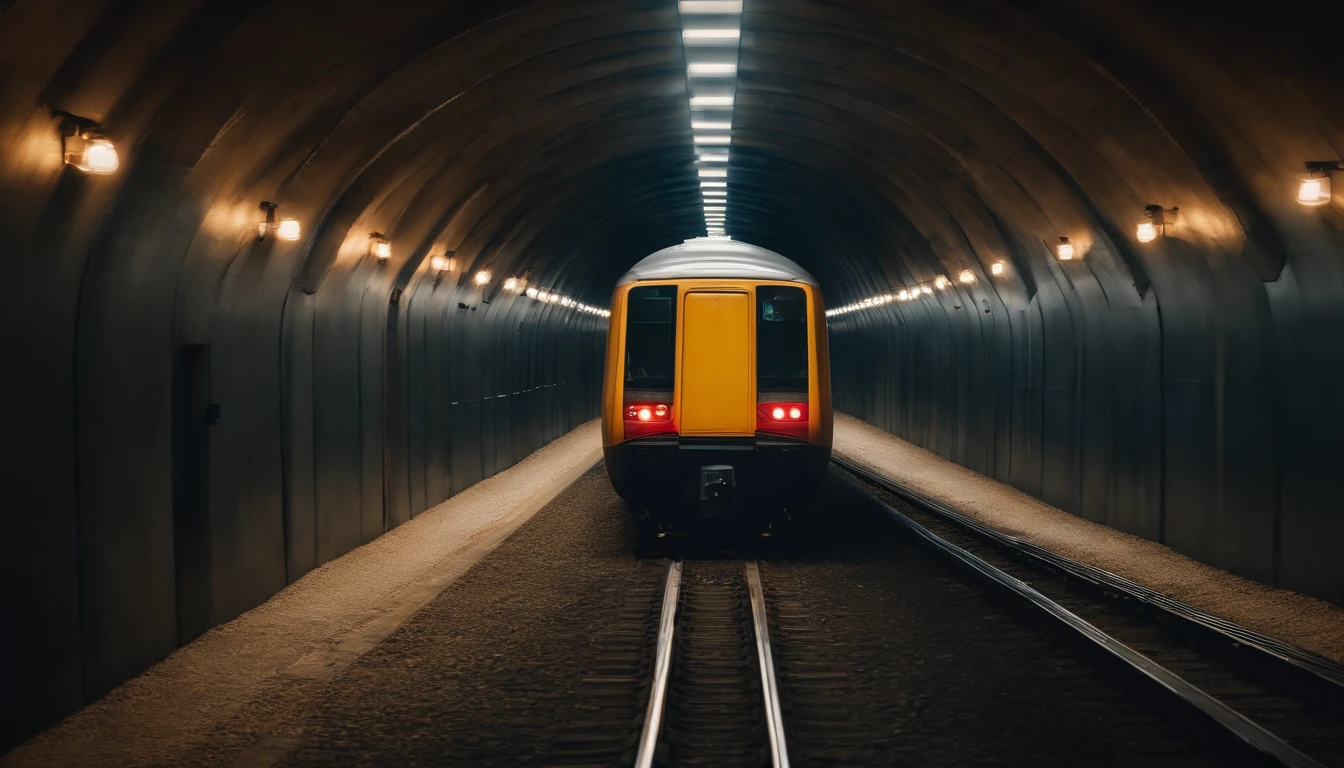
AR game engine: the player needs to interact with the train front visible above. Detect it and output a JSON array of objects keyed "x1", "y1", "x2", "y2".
[{"x1": 601, "y1": 244, "x2": 832, "y2": 537}]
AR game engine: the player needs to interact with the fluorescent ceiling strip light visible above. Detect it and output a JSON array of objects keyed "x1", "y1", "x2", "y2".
[
  {"x1": 679, "y1": 1, "x2": 743, "y2": 12},
  {"x1": 691, "y1": 120, "x2": 732, "y2": 130},
  {"x1": 690, "y1": 95, "x2": 734, "y2": 107},
  {"x1": 683, "y1": 29, "x2": 741, "y2": 42},
  {"x1": 688, "y1": 62, "x2": 738, "y2": 76},
  {"x1": 699, "y1": 153, "x2": 729, "y2": 162},
  {"x1": 693, "y1": 135, "x2": 731, "y2": 145},
  {"x1": 701, "y1": 181, "x2": 727, "y2": 187},
  {"x1": 698, "y1": 168, "x2": 728, "y2": 177}
]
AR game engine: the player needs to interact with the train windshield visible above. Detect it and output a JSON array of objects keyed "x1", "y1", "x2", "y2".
[
  {"x1": 757, "y1": 285, "x2": 808, "y2": 393},
  {"x1": 624, "y1": 285, "x2": 677, "y2": 393}
]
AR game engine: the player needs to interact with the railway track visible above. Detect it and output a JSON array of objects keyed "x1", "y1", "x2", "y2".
[
  {"x1": 636, "y1": 559, "x2": 789, "y2": 768},
  {"x1": 834, "y1": 455, "x2": 1344, "y2": 768}
]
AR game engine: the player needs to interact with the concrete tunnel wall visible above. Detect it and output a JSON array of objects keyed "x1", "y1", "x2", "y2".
[{"x1": 2, "y1": 0, "x2": 1342, "y2": 751}]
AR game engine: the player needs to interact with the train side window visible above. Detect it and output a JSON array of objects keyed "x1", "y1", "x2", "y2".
[
  {"x1": 624, "y1": 285, "x2": 677, "y2": 395},
  {"x1": 757, "y1": 286, "x2": 808, "y2": 393}
]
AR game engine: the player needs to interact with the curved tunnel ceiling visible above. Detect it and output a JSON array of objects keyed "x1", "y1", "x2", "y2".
[{"x1": 3, "y1": 0, "x2": 1339, "y2": 312}]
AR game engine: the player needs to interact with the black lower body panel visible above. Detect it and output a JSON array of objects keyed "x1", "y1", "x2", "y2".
[{"x1": 604, "y1": 435, "x2": 830, "y2": 534}]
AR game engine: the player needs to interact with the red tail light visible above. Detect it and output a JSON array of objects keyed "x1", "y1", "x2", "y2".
[
  {"x1": 756, "y1": 402, "x2": 809, "y2": 439},
  {"x1": 624, "y1": 402, "x2": 673, "y2": 438}
]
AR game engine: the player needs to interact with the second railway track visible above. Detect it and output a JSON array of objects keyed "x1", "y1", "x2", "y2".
[{"x1": 835, "y1": 456, "x2": 1344, "y2": 768}]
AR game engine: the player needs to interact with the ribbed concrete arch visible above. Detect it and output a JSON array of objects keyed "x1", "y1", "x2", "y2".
[{"x1": 3, "y1": 0, "x2": 1343, "y2": 750}]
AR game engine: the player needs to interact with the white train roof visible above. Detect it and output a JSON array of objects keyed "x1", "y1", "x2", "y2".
[{"x1": 616, "y1": 238, "x2": 818, "y2": 286}]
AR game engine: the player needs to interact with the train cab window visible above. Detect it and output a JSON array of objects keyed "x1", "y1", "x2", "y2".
[
  {"x1": 624, "y1": 285, "x2": 677, "y2": 395},
  {"x1": 757, "y1": 286, "x2": 808, "y2": 392}
]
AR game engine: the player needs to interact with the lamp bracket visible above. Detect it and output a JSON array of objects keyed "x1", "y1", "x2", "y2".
[
  {"x1": 257, "y1": 201, "x2": 278, "y2": 241},
  {"x1": 1144, "y1": 204, "x2": 1179, "y2": 225},
  {"x1": 52, "y1": 110, "x2": 103, "y2": 137},
  {"x1": 1305, "y1": 161, "x2": 1343, "y2": 173}
]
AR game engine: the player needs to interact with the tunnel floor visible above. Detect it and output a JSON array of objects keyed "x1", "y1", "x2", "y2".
[
  {"x1": 15, "y1": 464, "x2": 1237, "y2": 767},
  {"x1": 269, "y1": 468, "x2": 1218, "y2": 766},
  {"x1": 8, "y1": 415, "x2": 1344, "y2": 766}
]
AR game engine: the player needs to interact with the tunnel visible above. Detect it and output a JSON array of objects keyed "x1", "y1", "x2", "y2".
[{"x1": 4, "y1": 0, "x2": 1344, "y2": 762}]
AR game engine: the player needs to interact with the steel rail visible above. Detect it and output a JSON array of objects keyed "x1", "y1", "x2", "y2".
[
  {"x1": 745, "y1": 560, "x2": 791, "y2": 768},
  {"x1": 635, "y1": 559, "x2": 683, "y2": 768},
  {"x1": 838, "y1": 460, "x2": 1324, "y2": 768}
]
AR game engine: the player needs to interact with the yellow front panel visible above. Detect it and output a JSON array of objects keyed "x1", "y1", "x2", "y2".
[{"x1": 679, "y1": 291, "x2": 754, "y2": 436}]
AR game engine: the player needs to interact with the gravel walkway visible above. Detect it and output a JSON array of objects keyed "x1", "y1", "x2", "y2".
[
  {"x1": 834, "y1": 412, "x2": 1344, "y2": 664},
  {"x1": 1, "y1": 421, "x2": 603, "y2": 768}
]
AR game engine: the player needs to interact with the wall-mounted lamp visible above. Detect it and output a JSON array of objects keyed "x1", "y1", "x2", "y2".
[
  {"x1": 526, "y1": 287, "x2": 539, "y2": 299},
  {"x1": 257, "y1": 202, "x2": 300, "y2": 241},
  {"x1": 934, "y1": 275, "x2": 949, "y2": 290},
  {"x1": 474, "y1": 269, "x2": 492, "y2": 286},
  {"x1": 1298, "y1": 161, "x2": 1339, "y2": 207},
  {"x1": 958, "y1": 269, "x2": 976, "y2": 284},
  {"x1": 56, "y1": 111, "x2": 118, "y2": 174},
  {"x1": 1138, "y1": 205, "x2": 1178, "y2": 242},
  {"x1": 920, "y1": 284, "x2": 933, "y2": 295},
  {"x1": 369, "y1": 233, "x2": 391, "y2": 261},
  {"x1": 898, "y1": 289, "x2": 910, "y2": 301},
  {"x1": 1056, "y1": 237, "x2": 1075, "y2": 261},
  {"x1": 991, "y1": 261, "x2": 1006, "y2": 276},
  {"x1": 504, "y1": 277, "x2": 519, "y2": 292}
]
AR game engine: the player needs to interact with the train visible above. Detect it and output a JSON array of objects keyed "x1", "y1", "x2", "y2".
[{"x1": 601, "y1": 238, "x2": 833, "y2": 540}]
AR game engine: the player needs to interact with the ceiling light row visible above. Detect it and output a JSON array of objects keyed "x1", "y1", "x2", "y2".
[
  {"x1": 679, "y1": 0, "x2": 742, "y2": 236},
  {"x1": 825, "y1": 267, "x2": 1008, "y2": 318},
  {"x1": 522, "y1": 285, "x2": 610, "y2": 317}
]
